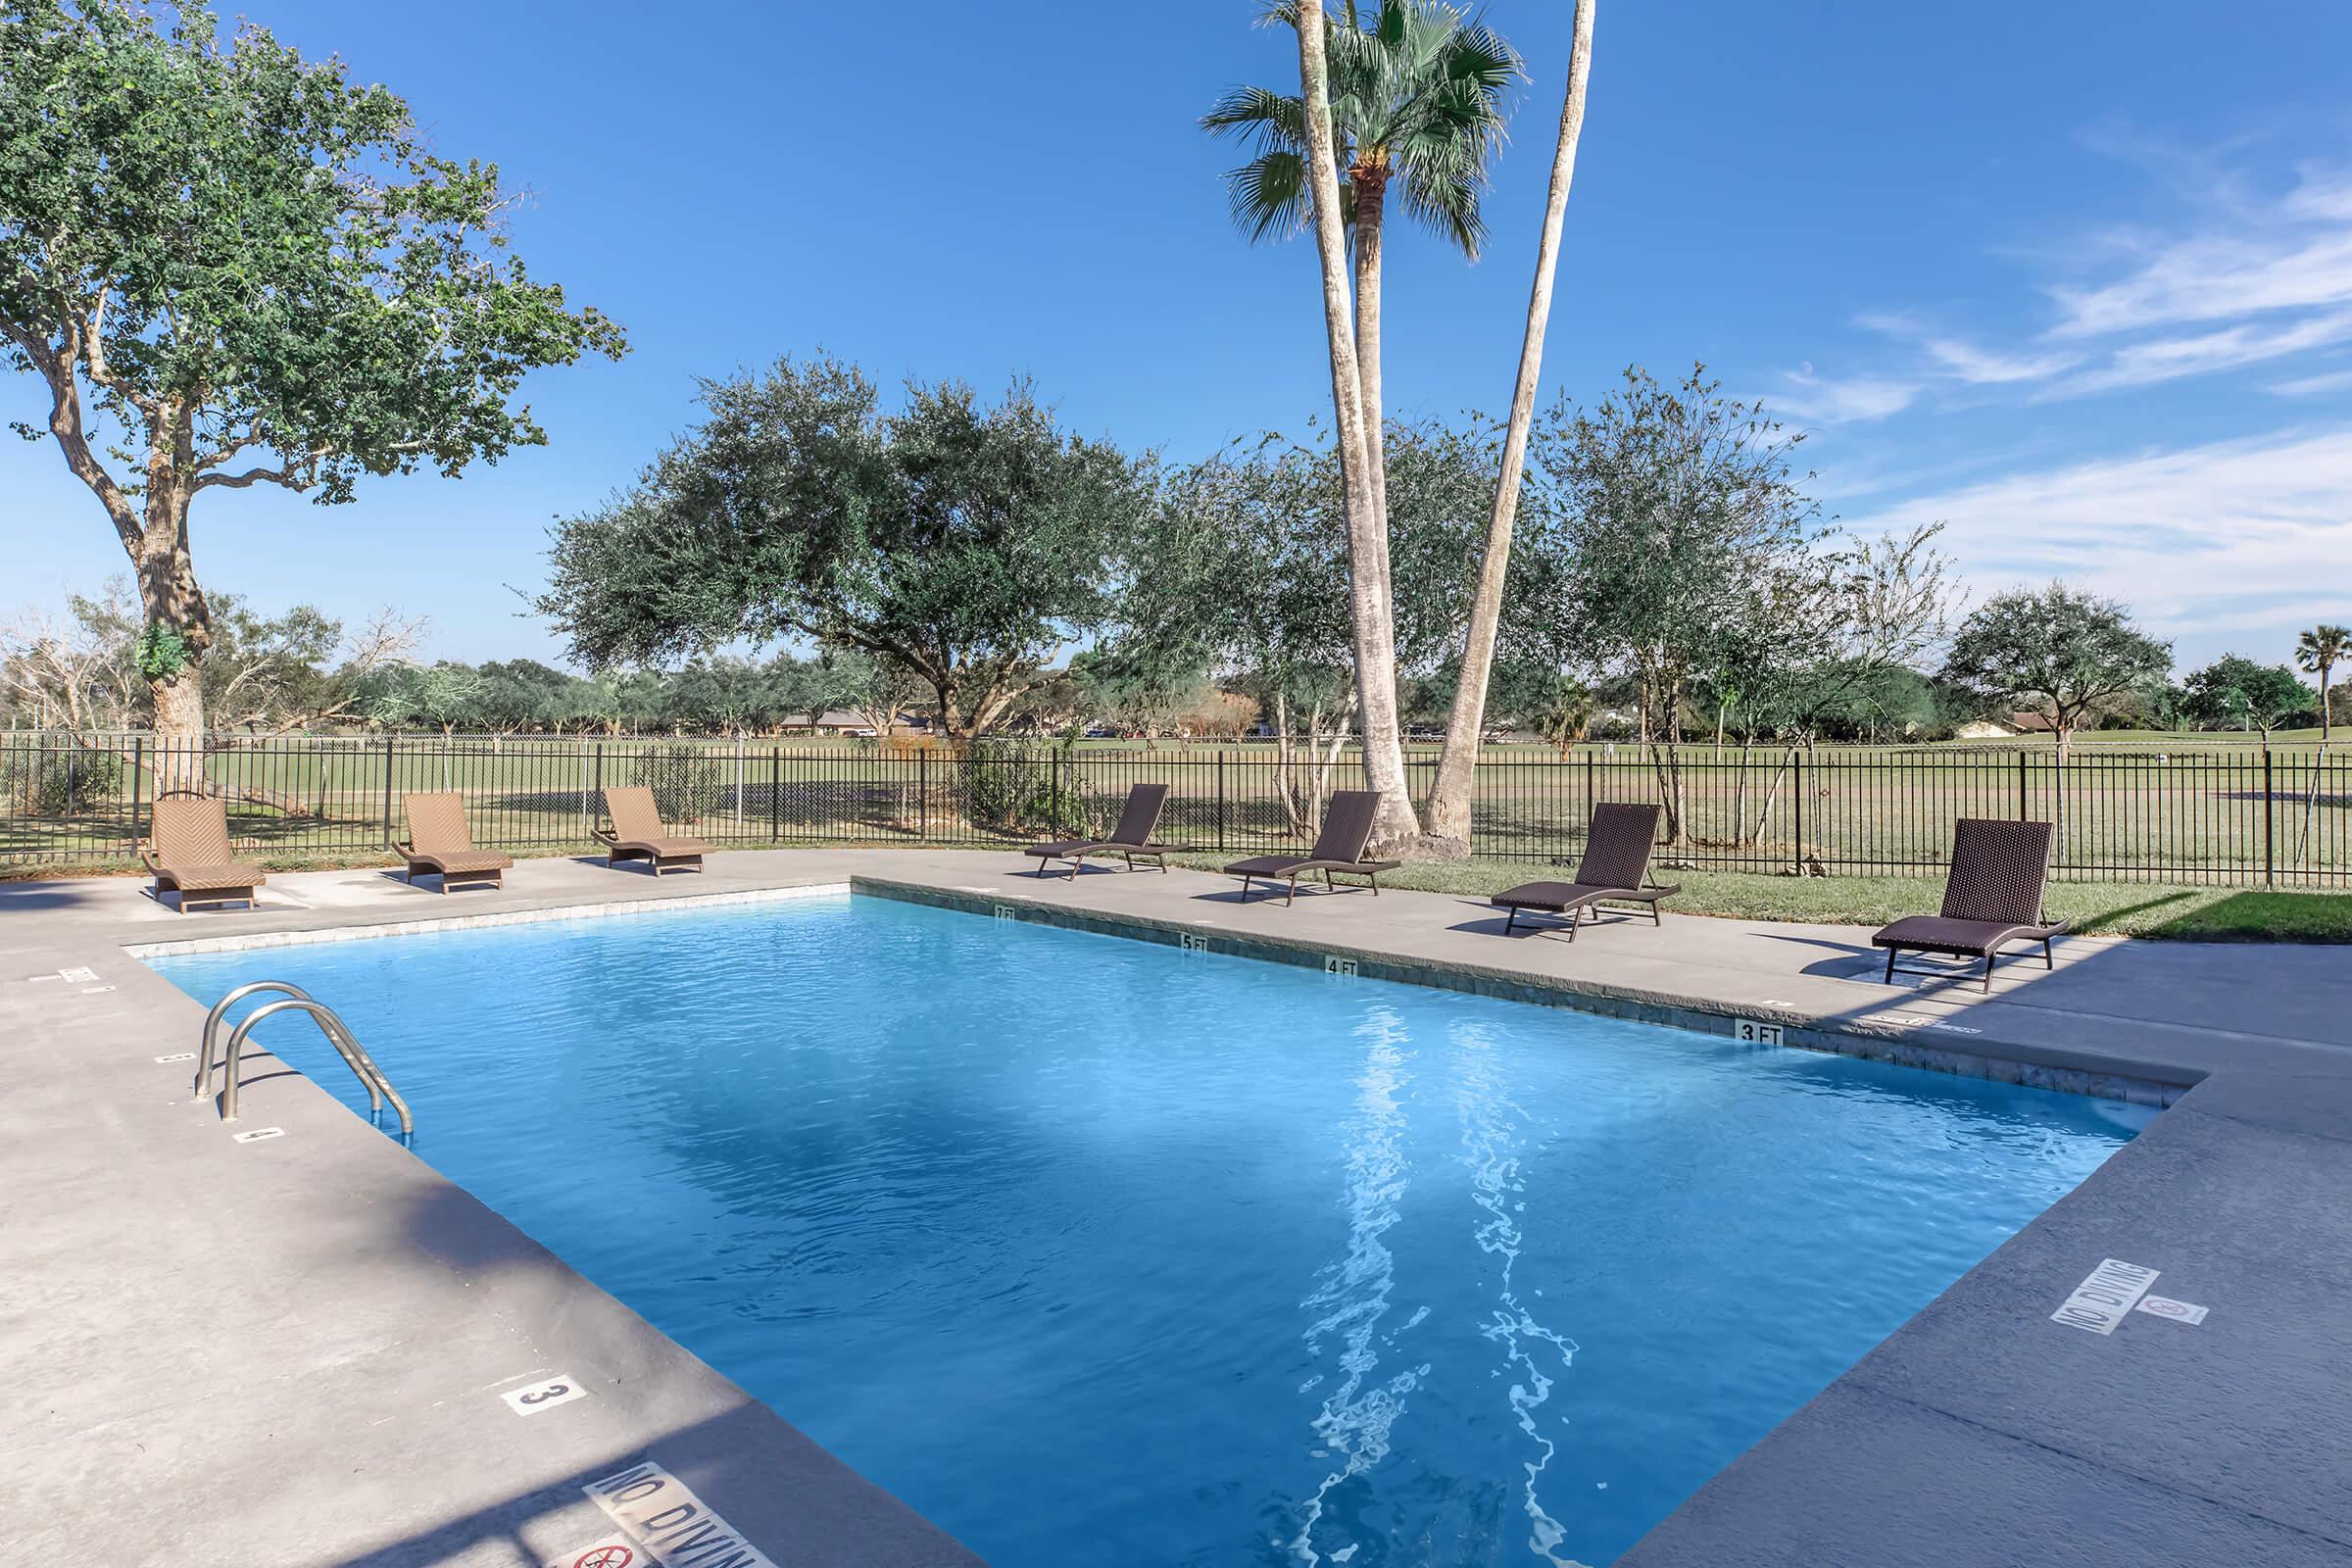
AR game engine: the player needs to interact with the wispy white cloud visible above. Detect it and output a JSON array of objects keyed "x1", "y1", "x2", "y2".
[
  {"x1": 1843, "y1": 426, "x2": 2352, "y2": 654},
  {"x1": 2043, "y1": 309, "x2": 2352, "y2": 397},
  {"x1": 2045, "y1": 225, "x2": 2352, "y2": 339},
  {"x1": 1774, "y1": 364, "x2": 1922, "y2": 424},
  {"x1": 1916, "y1": 335, "x2": 2082, "y2": 384},
  {"x1": 1801, "y1": 163, "x2": 2352, "y2": 412},
  {"x1": 2271, "y1": 367, "x2": 2352, "y2": 398}
]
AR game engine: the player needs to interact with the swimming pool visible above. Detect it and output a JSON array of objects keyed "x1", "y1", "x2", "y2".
[{"x1": 150, "y1": 893, "x2": 2145, "y2": 1567}]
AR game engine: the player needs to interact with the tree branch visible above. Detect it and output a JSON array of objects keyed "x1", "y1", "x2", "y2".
[
  {"x1": 2, "y1": 318, "x2": 141, "y2": 552},
  {"x1": 191, "y1": 462, "x2": 303, "y2": 493}
]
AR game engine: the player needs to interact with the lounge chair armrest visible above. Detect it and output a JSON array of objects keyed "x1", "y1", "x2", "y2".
[
  {"x1": 591, "y1": 827, "x2": 617, "y2": 847},
  {"x1": 137, "y1": 844, "x2": 162, "y2": 872}
]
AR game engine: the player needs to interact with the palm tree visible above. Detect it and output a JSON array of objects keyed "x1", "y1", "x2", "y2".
[
  {"x1": 1425, "y1": 0, "x2": 1595, "y2": 849},
  {"x1": 2297, "y1": 623, "x2": 2351, "y2": 742},
  {"x1": 1281, "y1": 0, "x2": 1421, "y2": 852},
  {"x1": 1204, "y1": 1, "x2": 1522, "y2": 530}
]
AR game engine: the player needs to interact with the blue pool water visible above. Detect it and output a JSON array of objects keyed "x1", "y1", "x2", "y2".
[{"x1": 150, "y1": 895, "x2": 2145, "y2": 1566}]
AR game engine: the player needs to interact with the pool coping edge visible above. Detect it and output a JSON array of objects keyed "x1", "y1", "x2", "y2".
[{"x1": 851, "y1": 874, "x2": 2191, "y2": 1108}]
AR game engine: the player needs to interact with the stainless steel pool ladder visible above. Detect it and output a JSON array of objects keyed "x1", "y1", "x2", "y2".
[{"x1": 194, "y1": 982, "x2": 414, "y2": 1138}]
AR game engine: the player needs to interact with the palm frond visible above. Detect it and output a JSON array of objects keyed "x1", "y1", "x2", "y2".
[
  {"x1": 1200, "y1": 83, "x2": 1308, "y2": 154},
  {"x1": 1225, "y1": 151, "x2": 1312, "y2": 244}
]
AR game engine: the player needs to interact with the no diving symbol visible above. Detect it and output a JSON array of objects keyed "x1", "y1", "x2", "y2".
[{"x1": 572, "y1": 1545, "x2": 633, "y2": 1568}]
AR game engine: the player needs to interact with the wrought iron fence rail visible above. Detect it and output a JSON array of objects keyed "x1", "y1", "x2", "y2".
[{"x1": 1, "y1": 732, "x2": 2346, "y2": 889}]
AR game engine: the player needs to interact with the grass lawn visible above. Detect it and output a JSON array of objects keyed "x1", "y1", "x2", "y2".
[
  {"x1": 13, "y1": 838, "x2": 2347, "y2": 941},
  {"x1": 1158, "y1": 852, "x2": 2352, "y2": 943}
]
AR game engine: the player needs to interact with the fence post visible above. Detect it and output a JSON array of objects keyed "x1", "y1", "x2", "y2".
[
  {"x1": 1791, "y1": 752, "x2": 1804, "y2": 874},
  {"x1": 381, "y1": 733, "x2": 395, "y2": 847},
  {"x1": 917, "y1": 746, "x2": 929, "y2": 840},
  {"x1": 2263, "y1": 747, "x2": 2276, "y2": 888},
  {"x1": 129, "y1": 735, "x2": 146, "y2": 858},
  {"x1": 1216, "y1": 750, "x2": 1228, "y2": 850},
  {"x1": 2017, "y1": 751, "x2": 2029, "y2": 820},
  {"x1": 1049, "y1": 750, "x2": 1061, "y2": 834},
  {"x1": 593, "y1": 743, "x2": 605, "y2": 834},
  {"x1": 769, "y1": 747, "x2": 781, "y2": 840}
]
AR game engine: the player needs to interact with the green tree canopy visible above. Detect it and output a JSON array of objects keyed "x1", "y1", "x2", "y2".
[
  {"x1": 1940, "y1": 584, "x2": 2173, "y2": 755},
  {"x1": 2180, "y1": 655, "x2": 2315, "y2": 735},
  {"x1": 0, "y1": 0, "x2": 624, "y2": 747},
  {"x1": 538, "y1": 356, "x2": 1157, "y2": 741}
]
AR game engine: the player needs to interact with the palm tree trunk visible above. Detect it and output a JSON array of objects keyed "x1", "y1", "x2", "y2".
[
  {"x1": 1424, "y1": 0, "x2": 1597, "y2": 854},
  {"x1": 1294, "y1": 0, "x2": 1419, "y2": 854},
  {"x1": 1351, "y1": 172, "x2": 1390, "y2": 534}
]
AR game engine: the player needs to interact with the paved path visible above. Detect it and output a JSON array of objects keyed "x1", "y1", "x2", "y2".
[{"x1": 6, "y1": 847, "x2": 2351, "y2": 1565}]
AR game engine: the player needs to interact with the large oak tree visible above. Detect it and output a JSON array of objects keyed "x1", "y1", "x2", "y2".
[
  {"x1": 0, "y1": 0, "x2": 623, "y2": 766},
  {"x1": 538, "y1": 356, "x2": 1156, "y2": 742}
]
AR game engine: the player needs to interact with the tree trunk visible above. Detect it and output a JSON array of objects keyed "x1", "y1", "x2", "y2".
[
  {"x1": 1425, "y1": 0, "x2": 1597, "y2": 853},
  {"x1": 132, "y1": 480, "x2": 215, "y2": 792},
  {"x1": 1350, "y1": 169, "x2": 1390, "y2": 534},
  {"x1": 1293, "y1": 0, "x2": 1420, "y2": 855}
]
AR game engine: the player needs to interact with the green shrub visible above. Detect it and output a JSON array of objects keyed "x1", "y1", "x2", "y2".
[
  {"x1": 628, "y1": 743, "x2": 726, "y2": 825},
  {"x1": 956, "y1": 737, "x2": 1097, "y2": 837},
  {"x1": 3, "y1": 747, "x2": 125, "y2": 817}
]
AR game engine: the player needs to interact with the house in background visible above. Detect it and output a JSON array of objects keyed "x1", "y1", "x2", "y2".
[{"x1": 1953, "y1": 716, "x2": 2019, "y2": 740}]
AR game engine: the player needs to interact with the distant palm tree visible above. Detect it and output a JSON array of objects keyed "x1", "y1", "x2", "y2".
[
  {"x1": 2297, "y1": 623, "x2": 2351, "y2": 742},
  {"x1": 1204, "y1": 0, "x2": 1521, "y2": 526}
]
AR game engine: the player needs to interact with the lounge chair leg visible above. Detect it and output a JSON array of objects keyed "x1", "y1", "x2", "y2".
[
  {"x1": 1369, "y1": 872, "x2": 1379, "y2": 896},
  {"x1": 1504, "y1": 906, "x2": 1517, "y2": 935},
  {"x1": 1982, "y1": 954, "x2": 1996, "y2": 993},
  {"x1": 1286, "y1": 877, "x2": 1298, "y2": 906},
  {"x1": 1650, "y1": 902, "x2": 1662, "y2": 926},
  {"x1": 2043, "y1": 937, "x2": 2055, "y2": 969},
  {"x1": 1884, "y1": 948, "x2": 1898, "y2": 984}
]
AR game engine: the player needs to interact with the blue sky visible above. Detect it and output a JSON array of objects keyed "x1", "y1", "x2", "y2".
[{"x1": 8, "y1": 0, "x2": 2352, "y2": 673}]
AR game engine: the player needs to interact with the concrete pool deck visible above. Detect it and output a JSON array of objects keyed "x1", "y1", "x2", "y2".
[{"x1": 6, "y1": 847, "x2": 2351, "y2": 1565}]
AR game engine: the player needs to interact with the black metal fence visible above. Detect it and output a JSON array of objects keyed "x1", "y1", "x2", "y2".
[{"x1": 4, "y1": 730, "x2": 2349, "y2": 887}]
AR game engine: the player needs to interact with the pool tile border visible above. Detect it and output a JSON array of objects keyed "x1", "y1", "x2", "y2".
[
  {"x1": 122, "y1": 881, "x2": 851, "y2": 957},
  {"x1": 856, "y1": 875, "x2": 2186, "y2": 1107}
]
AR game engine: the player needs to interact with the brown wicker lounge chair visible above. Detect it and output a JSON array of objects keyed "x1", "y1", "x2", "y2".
[
  {"x1": 1489, "y1": 803, "x2": 1680, "y2": 938},
  {"x1": 1223, "y1": 789, "x2": 1401, "y2": 906},
  {"x1": 139, "y1": 795, "x2": 266, "y2": 913},
  {"x1": 1873, "y1": 818, "x2": 2068, "y2": 992},
  {"x1": 1023, "y1": 783, "x2": 1173, "y2": 878},
  {"x1": 397, "y1": 793, "x2": 514, "y2": 893},
  {"x1": 593, "y1": 785, "x2": 710, "y2": 875}
]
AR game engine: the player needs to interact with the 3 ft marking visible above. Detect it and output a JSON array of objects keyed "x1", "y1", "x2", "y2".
[
  {"x1": 1324, "y1": 956, "x2": 1359, "y2": 978},
  {"x1": 154, "y1": 1052, "x2": 197, "y2": 1064},
  {"x1": 2053, "y1": 1258, "x2": 2160, "y2": 1335},
  {"x1": 502, "y1": 1374, "x2": 591, "y2": 1415},
  {"x1": 230, "y1": 1127, "x2": 285, "y2": 1145},
  {"x1": 1736, "y1": 1019, "x2": 1784, "y2": 1047}
]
